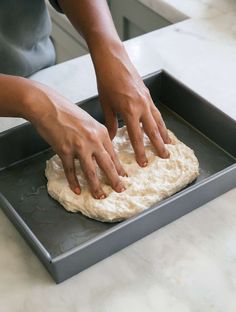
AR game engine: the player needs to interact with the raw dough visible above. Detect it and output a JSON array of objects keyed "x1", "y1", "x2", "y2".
[{"x1": 45, "y1": 127, "x2": 199, "y2": 222}]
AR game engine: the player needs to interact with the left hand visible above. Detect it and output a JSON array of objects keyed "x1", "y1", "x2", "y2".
[{"x1": 95, "y1": 46, "x2": 171, "y2": 167}]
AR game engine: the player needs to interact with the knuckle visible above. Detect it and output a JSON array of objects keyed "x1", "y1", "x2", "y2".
[
  {"x1": 141, "y1": 89, "x2": 151, "y2": 102},
  {"x1": 87, "y1": 169, "x2": 96, "y2": 181},
  {"x1": 60, "y1": 145, "x2": 71, "y2": 157},
  {"x1": 74, "y1": 141, "x2": 83, "y2": 152},
  {"x1": 157, "y1": 119, "x2": 164, "y2": 129},
  {"x1": 157, "y1": 116, "x2": 165, "y2": 128},
  {"x1": 143, "y1": 87, "x2": 151, "y2": 98},
  {"x1": 149, "y1": 127, "x2": 159, "y2": 139},
  {"x1": 101, "y1": 124, "x2": 109, "y2": 136},
  {"x1": 86, "y1": 131, "x2": 96, "y2": 143},
  {"x1": 85, "y1": 127, "x2": 98, "y2": 143},
  {"x1": 138, "y1": 93, "x2": 148, "y2": 105},
  {"x1": 125, "y1": 103, "x2": 136, "y2": 117},
  {"x1": 133, "y1": 133, "x2": 143, "y2": 145},
  {"x1": 65, "y1": 166, "x2": 74, "y2": 174},
  {"x1": 108, "y1": 152, "x2": 115, "y2": 163},
  {"x1": 151, "y1": 105, "x2": 160, "y2": 114},
  {"x1": 125, "y1": 98, "x2": 145, "y2": 117}
]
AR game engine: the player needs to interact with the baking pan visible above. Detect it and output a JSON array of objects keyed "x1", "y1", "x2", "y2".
[{"x1": 0, "y1": 71, "x2": 235, "y2": 283}]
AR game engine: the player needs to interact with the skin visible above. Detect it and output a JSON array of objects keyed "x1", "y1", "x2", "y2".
[
  {"x1": 0, "y1": 75, "x2": 125, "y2": 199},
  {"x1": 0, "y1": 0, "x2": 170, "y2": 198}
]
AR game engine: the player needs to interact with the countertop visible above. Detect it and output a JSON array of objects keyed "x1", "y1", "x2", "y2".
[
  {"x1": 138, "y1": 0, "x2": 236, "y2": 22},
  {"x1": 1, "y1": 0, "x2": 236, "y2": 311}
]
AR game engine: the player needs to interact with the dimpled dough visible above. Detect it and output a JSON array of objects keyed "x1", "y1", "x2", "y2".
[{"x1": 45, "y1": 127, "x2": 199, "y2": 222}]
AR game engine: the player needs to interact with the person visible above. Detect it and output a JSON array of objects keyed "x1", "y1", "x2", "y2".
[{"x1": 0, "y1": 0, "x2": 170, "y2": 199}]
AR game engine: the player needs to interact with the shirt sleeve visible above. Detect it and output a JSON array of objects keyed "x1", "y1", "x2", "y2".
[{"x1": 49, "y1": 0, "x2": 64, "y2": 13}]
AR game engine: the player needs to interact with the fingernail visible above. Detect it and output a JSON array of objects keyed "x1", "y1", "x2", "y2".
[
  {"x1": 74, "y1": 187, "x2": 81, "y2": 195},
  {"x1": 142, "y1": 161, "x2": 148, "y2": 167},
  {"x1": 95, "y1": 193, "x2": 106, "y2": 200},
  {"x1": 99, "y1": 194, "x2": 106, "y2": 199},
  {"x1": 163, "y1": 150, "x2": 170, "y2": 159},
  {"x1": 117, "y1": 185, "x2": 126, "y2": 193},
  {"x1": 122, "y1": 171, "x2": 128, "y2": 177},
  {"x1": 116, "y1": 182, "x2": 126, "y2": 193}
]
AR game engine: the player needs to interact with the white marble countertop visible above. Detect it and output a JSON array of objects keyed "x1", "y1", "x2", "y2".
[
  {"x1": 138, "y1": 0, "x2": 236, "y2": 22},
  {"x1": 1, "y1": 1, "x2": 236, "y2": 311}
]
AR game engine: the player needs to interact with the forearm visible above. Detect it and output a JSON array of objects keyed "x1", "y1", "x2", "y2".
[
  {"x1": 0, "y1": 74, "x2": 30, "y2": 118},
  {"x1": 56, "y1": 0, "x2": 170, "y2": 163},
  {"x1": 0, "y1": 75, "x2": 126, "y2": 196},
  {"x1": 57, "y1": 0, "x2": 125, "y2": 64},
  {"x1": 0, "y1": 74, "x2": 52, "y2": 123}
]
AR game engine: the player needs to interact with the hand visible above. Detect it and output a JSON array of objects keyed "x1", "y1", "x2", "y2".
[
  {"x1": 52, "y1": 0, "x2": 170, "y2": 168},
  {"x1": 95, "y1": 46, "x2": 171, "y2": 167},
  {"x1": 25, "y1": 82, "x2": 126, "y2": 199}
]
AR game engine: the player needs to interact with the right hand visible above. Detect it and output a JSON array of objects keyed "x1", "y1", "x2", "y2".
[{"x1": 25, "y1": 81, "x2": 126, "y2": 199}]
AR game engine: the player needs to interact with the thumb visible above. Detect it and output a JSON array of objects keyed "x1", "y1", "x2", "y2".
[{"x1": 101, "y1": 102, "x2": 118, "y2": 140}]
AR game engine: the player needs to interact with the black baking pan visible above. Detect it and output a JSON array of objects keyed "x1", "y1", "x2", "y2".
[{"x1": 0, "y1": 71, "x2": 235, "y2": 283}]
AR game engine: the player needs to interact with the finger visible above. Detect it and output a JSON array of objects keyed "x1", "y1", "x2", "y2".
[
  {"x1": 79, "y1": 154, "x2": 106, "y2": 199},
  {"x1": 100, "y1": 101, "x2": 118, "y2": 140},
  {"x1": 151, "y1": 105, "x2": 171, "y2": 144},
  {"x1": 124, "y1": 116, "x2": 148, "y2": 167},
  {"x1": 95, "y1": 149, "x2": 126, "y2": 193},
  {"x1": 142, "y1": 112, "x2": 170, "y2": 158},
  {"x1": 61, "y1": 155, "x2": 81, "y2": 195},
  {"x1": 103, "y1": 140, "x2": 128, "y2": 177}
]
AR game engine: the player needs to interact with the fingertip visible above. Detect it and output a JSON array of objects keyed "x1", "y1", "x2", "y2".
[
  {"x1": 136, "y1": 154, "x2": 148, "y2": 168},
  {"x1": 106, "y1": 121, "x2": 118, "y2": 140},
  {"x1": 162, "y1": 149, "x2": 170, "y2": 159},
  {"x1": 95, "y1": 193, "x2": 106, "y2": 200},
  {"x1": 74, "y1": 186, "x2": 81, "y2": 195},
  {"x1": 116, "y1": 183, "x2": 126, "y2": 193},
  {"x1": 108, "y1": 128, "x2": 117, "y2": 140},
  {"x1": 93, "y1": 187, "x2": 107, "y2": 199},
  {"x1": 142, "y1": 160, "x2": 148, "y2": 167},
  {"x1": 119, "y1": 168, "x2": 128, "y2": 177},
  {"x1": 137, "y1": 159, "x2": 148, "y2": 167},
  {"x1": 166, "y1": 136, "x2": 172, "y2": 144},
  {"x1": 111, "y1": 177, "x2": 126, "y2": 193}
]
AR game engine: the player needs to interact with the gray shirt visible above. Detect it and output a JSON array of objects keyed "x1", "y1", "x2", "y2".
[{"x1": 0, "y1": 0, "x2": 62, "y2": 77}]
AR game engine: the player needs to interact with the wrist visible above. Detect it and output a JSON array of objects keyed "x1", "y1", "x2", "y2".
[
  {"x1": 21, "y1": 83, "x2": 54, "y2": 126},
  {"x1": 91, "y1": 39, "x2": 127, "y2": 69},
  {"x1": 92, "y1": 41, "x2": 138, "y2": 86}
]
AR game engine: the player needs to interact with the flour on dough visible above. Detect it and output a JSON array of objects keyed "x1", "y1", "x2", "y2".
[{"x1": 45, "y1": 127, "x2": 199, "y2": 222}]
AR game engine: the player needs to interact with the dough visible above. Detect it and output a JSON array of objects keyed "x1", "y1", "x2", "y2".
[{"x1": 45, "y1": 127, "x2": 199, "y2": 222}]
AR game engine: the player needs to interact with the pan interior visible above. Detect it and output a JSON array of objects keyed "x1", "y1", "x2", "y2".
[{"x1": 0, "y1": 101, "x2": 234, "y2": 258}]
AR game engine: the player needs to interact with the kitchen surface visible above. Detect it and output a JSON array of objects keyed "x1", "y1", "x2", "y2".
[{"x1": 1, "y1": 0, "x2": 236, "y2": 311}]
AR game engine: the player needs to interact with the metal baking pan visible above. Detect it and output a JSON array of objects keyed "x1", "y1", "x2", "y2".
[{"x1": 0, "y1": 71, "x2": 235, "y2": 283}]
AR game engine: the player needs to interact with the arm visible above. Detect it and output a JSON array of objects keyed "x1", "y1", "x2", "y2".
[
  {"x1": 0, "y1": 74, "x2": 126, "y2": 198},
  {"x1": 58, "y1": 0, "x2": 171, "y2": 167}
]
